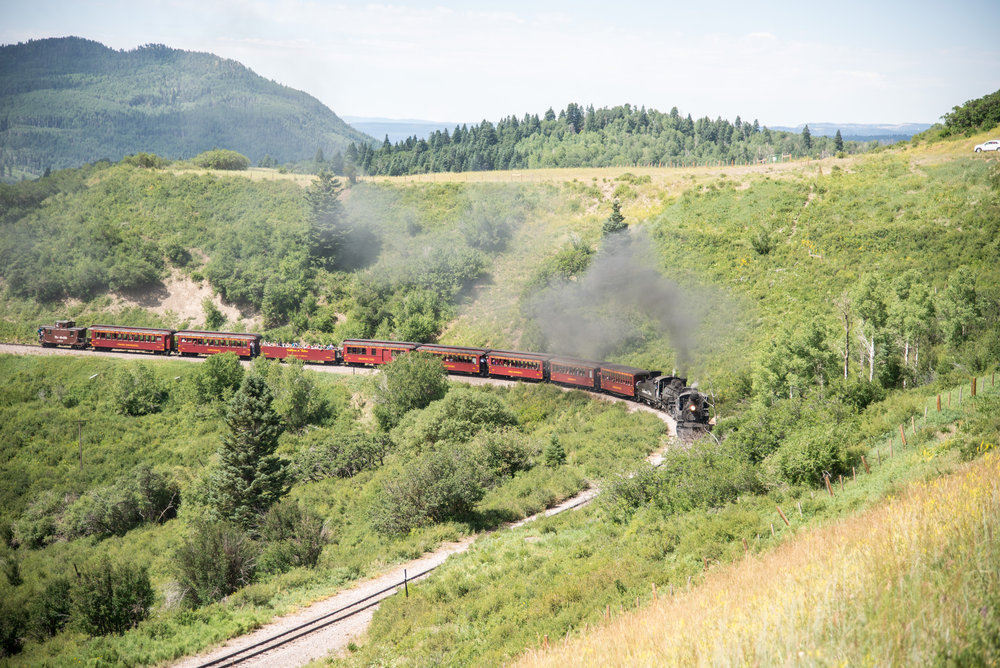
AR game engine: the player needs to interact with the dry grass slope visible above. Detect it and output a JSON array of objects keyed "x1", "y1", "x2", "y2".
[{"x1": 518, "y1": 447, "x2": 1000, "y2": 667}]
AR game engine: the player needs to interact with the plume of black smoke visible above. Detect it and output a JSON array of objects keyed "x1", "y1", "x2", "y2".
[{"x1": 526, "y1": 229, "x2": 696, "y2": 368}]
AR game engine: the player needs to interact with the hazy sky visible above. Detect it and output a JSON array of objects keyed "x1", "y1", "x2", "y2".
[{"x1": 3, "y1": 0, "x2": 999, "y2": 126}]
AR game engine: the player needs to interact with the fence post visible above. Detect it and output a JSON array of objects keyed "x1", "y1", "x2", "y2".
[
  {"x1": 972, "y1": 377, "x2": 977, "y2": 397},
  {"x1": 404, "y1": 569, "x2": 408, "y2": 597},
  {"x1": 899, "y1": 424, "x2": 907, "y2": 447},
  {"x1": 861, "y1": 455, "x2": 871, "y2": 474},
  {"x1": 937, "y1": 395, "x2": 941, "y2": 411},
  {"x1": 776, "y1": 505, "x2": 790, "y2": 526},
  {"x1": 824, "y1": 474, "x2": 835, "y2": 497}
]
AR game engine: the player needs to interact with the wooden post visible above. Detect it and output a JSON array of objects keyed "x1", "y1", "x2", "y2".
[
  {"x1": 839, "y1": 474, "x2": 845, "y2": 492},
  {"x1": 770, "y1": 523, "x2": 776, "y2": 537},
  {"x1": 852, "y1": 466, "x2": 856, "y2": 483},
  {"x1": 742, "y1": 537, "x2": 749, "y2": 555},
  {"x1": 861, "y1": 455, "x2": 871, "y2": 474},
  {"x1": 543, "y1": 635, "x2": 549, "y2": 649},
  {"x1": 606, "y1": 604, "x2": 610, "y2": 620},
  {"x1": 924, "y1": 407, "x2": 927, "y2": 426},
  {"x1": 652, "y1": 583, "x2": 657, "y2": 600},
  {"x1": 703, "y1": 556, "x2": 709, "y2": 570},
  {"x1": 797, "y1": 501, "x2": 803, "y2": 517},
  {"x1": 824, "y1": 474, "x2": 835, "y2": 497},
  {"x1": 911, "y1": 416, "x2": 916, "y2": 435},
  {"x1": 404, "y1": 569, "x2": 408, "y2": 598},
  {"x1": 776, "y1": 505, "x2": 790, "y2": 526},
  {"x1": 877, "y1": 448, "x2": 881, "y2": 465},
  {"x1": 899, "y1": 424, "x2": 907, "y2": 447},
  {"x1": 889, "y1": 441, "x2": 894, "y2": 458},
  {"x1": 972, "y1": 377, "x2": 977, "y2": 397},
  {"x1": 937, "y1": 395, "x2": 941, "y2": 412},
  {"x1": 960, "y1": 387, "x2": 963, "y2": 404}
]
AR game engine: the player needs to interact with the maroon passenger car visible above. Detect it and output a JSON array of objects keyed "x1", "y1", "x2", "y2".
[
  {"x1": 598, "y1": 364, "x2": 656, "y2": 399},
  {"x1": 89, "y1": 325, "x2": 175, "y2": 354},
  {"x1": 487, "y1": 350, "x2": 549, "y2": 381},
  {"x1": 416, "y1": 344, "x2": 488, "y2": 375},
  {"x1": 261, "y1": 344, "x2": 340, "y2": 364},
  {"x1": 341, "y1": 340, "x2": 418, "y2": 366},
  {"x1": 548, "y1": 357, "x2": 601, "y2": 390},
  {"x1": 175, "y1": 330, "x2": 261, "y2": 358}
]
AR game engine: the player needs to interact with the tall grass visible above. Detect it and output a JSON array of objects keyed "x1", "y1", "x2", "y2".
[{"x1": 518, "y1": 447, "x2": 1000, "y2": 666}]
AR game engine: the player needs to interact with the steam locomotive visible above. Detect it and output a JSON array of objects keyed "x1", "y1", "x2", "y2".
[{"x1": 38, "y1": 320, "x2": 712, "y2": 436}]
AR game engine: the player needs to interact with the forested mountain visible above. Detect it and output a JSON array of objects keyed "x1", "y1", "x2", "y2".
[
  {"x1": 353, "y1": 104, "x2": 874, "y2": 175},
  {"x1": 0, "y1": 37, "x2": 374, "y2": 178}
]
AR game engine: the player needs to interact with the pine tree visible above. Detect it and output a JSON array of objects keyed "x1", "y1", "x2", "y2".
[
  {"x1": 306, "y1": 170, "x2": 345, "y2": 270},
  {"x1": 802, "y1": 124, "x2": 812, "y2": 150},
  {"x1": 207, "y1": 374, "x2": 289, "y2": 530},
  {"x1": 602, "y1": 199, "x2": 627, "y2": 236},
  {"x1": 834, "y1": 129, "x2": 844, "y2": 152}
]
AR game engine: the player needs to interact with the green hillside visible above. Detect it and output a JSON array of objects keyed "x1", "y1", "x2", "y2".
[
  {"x1": 1, "y1": 121, "x2": 999, "y2": 664},
  {"x1": 0, "y1": 37, "x2": 374, "y2": 178}
]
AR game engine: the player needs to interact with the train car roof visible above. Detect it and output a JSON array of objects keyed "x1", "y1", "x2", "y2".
[
  {"x1": 599, "y1": 363, "x2": 655, "y2": 376},
  {"x1": 487, "y1": 349, "x2": 552, "y2": 361},
  {"x1": 548, "y1": 356, "x2": 602, "y2": 368},
  {"x1": 416, "y1": 344, "x2": 489, "y2": 355},
  {"x1": 176, "y1": 330, "x2": 261, "y2": 339},
  {"x1": 89, "y1": 324, "x2": 176, "y2": 334}
]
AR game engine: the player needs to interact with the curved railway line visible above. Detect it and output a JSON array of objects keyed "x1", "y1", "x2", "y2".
[{"x1": 0, "y1": 340, "x2": 677, "y2": 665}]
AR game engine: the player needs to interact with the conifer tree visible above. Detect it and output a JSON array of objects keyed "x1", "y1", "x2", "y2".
[
  {"x1": 834, "y1": 129, "x2": 844, "y2": 152},
  {"x1": 802, "y1": 124, "x2": 812, "y2": 150},
  {"x1": 602, "y1": 199, "x2": 627, "y2": 236},
  {"x1": 207, "y1": 374, "x2": 289, "y2": 530}
]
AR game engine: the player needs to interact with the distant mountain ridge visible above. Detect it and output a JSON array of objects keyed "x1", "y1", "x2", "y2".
[
  {"x1": 771, "y1": 122, "x2": 933, "y2": 142},
  {"x1": 0, "y1": 37, "x2": 375, "y2": 177},
  {"x1": 343, "y1": 117, "x2": 464, "y2": 144}
]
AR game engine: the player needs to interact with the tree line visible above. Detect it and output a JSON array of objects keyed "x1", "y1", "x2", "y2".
[{"x1": 350, "y1": 103, "x2": 868, "y2": 176}]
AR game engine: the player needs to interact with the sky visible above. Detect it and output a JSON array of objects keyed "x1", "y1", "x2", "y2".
[{"x1": 3, "y1": 0, "x2": 999, "y2": 126}]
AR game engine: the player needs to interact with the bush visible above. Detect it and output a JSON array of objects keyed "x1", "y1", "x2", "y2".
[
  {"x1": 771, "y1": 422, "x2": 851, "y2": 485},
  {"x1": 30, "y1": 576, "x2": 72, "y2": 638},
  {"x1": 109, "y1": 362, "x2": 168, "y2": 416},
  {"x1": 369, "y1": 445, "x2": 489, "y2": 535},
  {"x1": 291, "y1": 429, "x2": 390, "y2": 481},
  {"x1": 72, "y1": 558, "x2": 154, "y2": 635},
  {"x1": 371, "y1": 353, "x2": 449, "y2": 432},
  {"x1": 175, "y1": 521, "x2": 258, "y2": 607},
  {"x1": 393, "y1": 387, "x2": 519, "y2": 451},
  {"x1": 0, "y1": 592, "x2": 27, "y2": 656},
  {"x1": 13, "y1": 490, "x2": 63, "y2": 549},
  {"x1": 257, "y1": 500, "x2": 328, "y2": 575},
  {"x1": 188, "y1": 351, "x2": 244, "y2": 405},
  {"x1": 475, "y1": 428, "x2": 534, "y2": 479},
  {"x1": 543, "y1": 434, "x2": 567, "y2": 467},
  {"x1": 61, "y1": 465, "x2": 179, "y2": 539},
  {"x1": 192, "y1": 149, "x2": 250, "y2": 170}
]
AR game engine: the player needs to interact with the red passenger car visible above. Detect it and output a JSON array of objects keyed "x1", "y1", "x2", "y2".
[
  {"x1": 175, "y1": 330, "x2": 261, "y2": 358},
  {"x1": 548, "y1": 357, "x2": 600, "y2": 390},
  {"x1": 260, "y1": 344, "x2": 339, "y2": 364},
  {"x1": 416, "y1": 344, "x2": 488, "y2": 375},
  {"x1": 487, "y1": 350, "x2": 549, "y2": 381},
  {"x1": 89, "y1": 325, "x2": 175, "y2": 354},
  {"x1": 598, "y1": 364, "x2": 656, "y2": 399},
  {"x1": 341, "y1": 340, "x2": 418, "y2": 366},
  {"x1": 38, "y1": 320, "x2": 88, "y2": 349}
]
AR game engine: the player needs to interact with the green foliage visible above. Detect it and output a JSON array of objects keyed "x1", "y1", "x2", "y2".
[
  {"x1": 306, "y1": 171, "x2": 346, "y2": 271},
  {"x1": 121, "y1": 153, "x2": 166, "y2": 169},
  {"x1": 602, "y1": 199, "x2": 627, "y2": 236},
  {"x1": 475, "y1": 428, "x2": 535, "y2": 479},
  {"x1": 206, "y1": 374, "x2": 290, "y2": 530},
  {"x1": 13, "y1": 491, "x2": 63, "y2": 549},
  {"x1": 72, "y1": 558, "x2": 154, "y2": 635},
  {"x1": 369, "y1": 445, "x2": 490, "y2": 535},
  {"x1": 392, "y1": 387, "x2": 519, "y2": 451},
  {"x1": 943, "y1": 88, "x2": 1000, "y2": 134},
  {"x1": 29, "y1": 576, "x2": 72, "y2": 638},
  {"x1": 257, "y1": 500, "x2": 328, "y2": 574},
  {"x1": 253, "y1": 358, "x2": 332, "y2": 431},
  {"x1": 291, "y1": 428, "x2": 390, "y2": 481},
  {"x1": 174, "y1": 521, "x2": 258, "y2": 607},
  {"x1": 748, "y1": 224, "x2": 774, "y2": 255},
  {"x1": 356, "y1": 103, "x2": 864, "y2": 175},
  {"x1": 202, "y1": 298, "x2": 226, "y2": 330},
  {"x1": 371, "y1": 353, "x2": 449, "y2": 432},
  {"x1": 188, "y1": 351, "x2": 244, "y2": 405},
  {"x1": 543, "y1": 434, "x2": 567, "y2": 467},
  {"x1": 109, "y1": 362, "x2": 168, "y2": 416},
  {"x1": 60, "y1": 465, "x2": 179, "y2": 539},
  {"x1": 0, "y1": 592, "x2": 27, "y2": 656},
  {"x1": 192, "y1": 149, "x2": 250, "y2": 170},
  {"x1": 460, "y1": 202, "x2": 514, "y2": 252}
]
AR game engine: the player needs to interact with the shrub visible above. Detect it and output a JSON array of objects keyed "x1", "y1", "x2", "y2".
[
  {"x1": 543, "y1": 434, "x2": 567, "y2": 467},
  {"x1": 369, "y1": 445, "x2": 489, "y2": 535},
  {"x1": 188, "y1": 351, "x2": 244, "y2": 405},
  {"x1": 192, "y1": 149, "x2": 250, "y2": 170},
  {"x1": 30, "y1": 576, "x2": 72, "y2": 638},
  {"x1": 0, "y1": 592, "x2": 27, "y2": 656},
  {"x1": 772, "y1": 422, "x2": 851, "y2": 485},
  {"x1": 475, "y1": 428, "x2": 534, "y2": 479},
  {"x1": 291, "y1": 429, "x2": 390, "y2": 481},
  {"x1": 60, "y1": 465, "x2": 179, "y2": 539},
  {"x1": 109, "y1": 362, "x2": 168, "y2": 416},
  {"x1": 601, "y1": 464, "x2": 664, "y2": 523},
  {"x1": 371, "y1": 353, "x2": 449, "y2": 432},
  {"x1": 72, "y1": 558, "x2": 154, "y2": 635},
  {"x1": 13, "y1": 490, "x2": 64, "y2": 549},
  {"x1": 393, "y1": 387, "x2": 519, "y2": 451},
  {"x1": 257, "y1": 500, "x2": 328, "y2": 575},
  {"x1": 175, "y1": 521, "x2": 258, "y2": 607}
]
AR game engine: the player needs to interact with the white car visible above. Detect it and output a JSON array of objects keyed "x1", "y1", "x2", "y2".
[{"x1": 974, "y1": 139, "x2": 1000, "y2": 152}]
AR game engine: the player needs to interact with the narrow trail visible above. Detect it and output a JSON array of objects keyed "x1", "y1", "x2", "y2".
[{"x1": 0, "y1": 342, "x2": 676, "y2": 666}]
